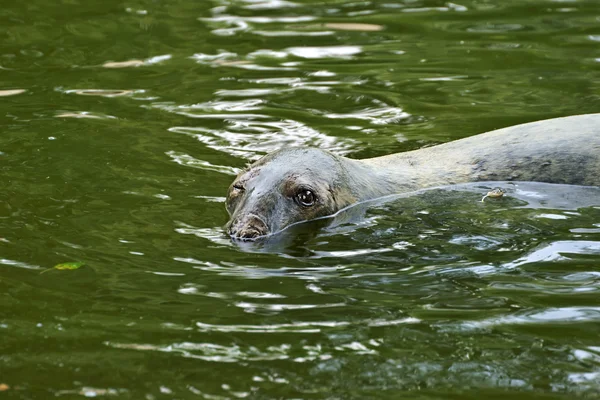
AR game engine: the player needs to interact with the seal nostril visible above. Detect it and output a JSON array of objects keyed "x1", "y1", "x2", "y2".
[
  {"x1": 228, "y1": 214, "x2": 269, "y2": 240},
  {"x1": 239, "y1": 228, "x2": 261, "y2": 239}
]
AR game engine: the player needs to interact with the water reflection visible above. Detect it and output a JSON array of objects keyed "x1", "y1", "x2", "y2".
[
  {"x1": 325, "y1": 103, "x2": 410, "y2": 125},
  {"x1": 106, "y1": 339, "x2": 382, "y2": 362},
  {"x1": 285, "y1": 46, "x2": 363, "y2": 59},
  {"x1": 166, "y1": 151, "x2": 240, "y2": 175},
  {"x1": 504, "y1": 240, "x2": 600, "y2": 269},
  {"x1": 55, "y1": 111, "x2": 117, "y2": 119},
  {"x1": 452, "y1": 307, "x2": 600, "y2": 331},
  {"x1": 2, "y1": 0, "x2": 600, "y2": 396},
  {"x1": 102, "y1": 54, "x2": 171, "y2": 68},
  {"x1": 0, "y1": 89, "x2": 26, "y2": 97},
  {"x1": 63, "y1": 89, "x2": 139, "y2": 97},
  {"x1": 169, "y1": 120, "x2": 355, "y2": 159},
  {"x1": 0, "y1": 258, "x2": 40, "y2": 270}
]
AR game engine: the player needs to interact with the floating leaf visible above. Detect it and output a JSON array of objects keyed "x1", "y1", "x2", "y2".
[
  {"x1": 40, "y1": 262, "x2": 85, "y2": 274},
  {"x1": 0, "y1": 383, "x2": 9, "y2": 391},
  {"x1": 55, "y1": 262, "x2": 84, "y2": 270}
]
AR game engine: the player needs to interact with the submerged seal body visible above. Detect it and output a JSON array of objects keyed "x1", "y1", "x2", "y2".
[{"x1": 225, "y1": 113, "x2": 600, "y2": 239}]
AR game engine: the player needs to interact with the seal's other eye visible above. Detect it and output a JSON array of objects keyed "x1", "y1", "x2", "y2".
[
  {"x1": 295, "y1": 189, "x2": 316, "y2": 207},
  {"x1": 226, "y1": 182, "x2": 245, "y2": 215}
]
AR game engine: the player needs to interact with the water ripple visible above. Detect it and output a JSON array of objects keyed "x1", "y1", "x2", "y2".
[
  {"x1": 165, "y1": 151, "x2": 240, "y2": 175},
  {"x1": 174, "y1": 224, "x2": 233, "y2": 246},
  {"x1": 4, "y1": 0, "x2": 600, "y2": 396},
  {"x1": 242, "y1": 0, "x2": 299, "y2": 10},
  {"x1": 102, "y1": 54, "x2": 171, "y2": 68},
  {"x1": 55, "y1": 111, "x2": 117, "y2": 119},
  {"x1": 61, "y1": 88, "x2": 144, "y2": 97},
  {"x1": 201, "y1": 14, "x2": 314, "y2": 36},
  {"x1": 0, "y1": 89, "x2": 26, "y2": 97},
  {"x1": 503, "y1": 241, "x2": 600, "y2": 269},
  {"x1": 170, "y1": 119, "x2": 356, "y2": 159},
  {"x1": 174, "y1": 256, "x2": 346, "y2": 280},
  {"x1": 235, "y1": 301, "x2": 346, "y2": 313},
  {"x1": 325, "y1": 104, "x2": 410, "y2": 125},
  {"x1": 454, "y1": 307, "x2": 600, "y2": 331},
  {"x1": 191, "y1": 318, "x2": 419, "y2": 333},
  {"x1": 254, "y1": 29, "x2": 333, "y2": 37},
  {"x1": 286, "y1": 45, "x2": 363, "y2": 59},
  {"x1": 0, "y1": 258, "x2": 40, "y2": 270},
  {"x1": 105, "y1": 338, "x2": 386, "y2": 363}
]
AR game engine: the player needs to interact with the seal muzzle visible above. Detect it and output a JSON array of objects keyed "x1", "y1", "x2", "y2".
[{"x1": 227, "y1": 213, "x2": 269, "y2": 240}]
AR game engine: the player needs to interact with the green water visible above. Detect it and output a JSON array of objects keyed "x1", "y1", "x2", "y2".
[{"x1": 2, "y1": 0, "x2": 600, "y2": 398}]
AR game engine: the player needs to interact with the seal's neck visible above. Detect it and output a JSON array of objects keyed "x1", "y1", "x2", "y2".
[
  {"x1": 341, "y1": 155, "x2": 427, "y2": 202},
  {"x1": 349, "y1": 140, "x2": 543, "y2": 201},
  {"x1": 353, "y1": 120, "x2": 600, "y2": 200}
]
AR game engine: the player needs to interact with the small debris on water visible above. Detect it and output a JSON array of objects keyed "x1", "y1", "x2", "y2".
[
  {"x1": 40, "y1": 262, "x2": 85, "y2": 274},
  {"x1": 481, "y1": 188, "x2": 506, "y2": 202}
]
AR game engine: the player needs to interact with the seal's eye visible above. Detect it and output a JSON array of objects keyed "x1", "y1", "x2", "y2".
[
  {"x1": 296, "y1": 189, "x2": 316, "y2": 207},
  {"x1": 232, "y1": 183, "x2": 245, "y2": 193}
]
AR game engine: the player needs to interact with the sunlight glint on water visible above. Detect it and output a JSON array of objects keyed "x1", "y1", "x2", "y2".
[{"x1": 0, "y1": 0, "x2": 599, "y2": 398}]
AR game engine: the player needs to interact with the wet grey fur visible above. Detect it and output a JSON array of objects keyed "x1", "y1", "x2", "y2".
[
  {"x1": 226, "y1": 113, "x2": 600, "y2": 239},
  {"x1": 358, "y1": 113, "x2": 600, "y2": 193}
]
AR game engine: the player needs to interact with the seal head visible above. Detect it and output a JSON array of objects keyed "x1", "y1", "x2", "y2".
[{"x1": 225, "y1": 148, "x2": 356, "y2": 240}]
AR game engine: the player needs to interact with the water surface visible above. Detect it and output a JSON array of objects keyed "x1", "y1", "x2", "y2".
[{"x1": 1, "y1": 0, "x2": 600, "y2": 398}]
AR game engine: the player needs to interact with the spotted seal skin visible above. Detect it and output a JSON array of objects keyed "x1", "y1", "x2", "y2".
[{"x1": 226, "y1": 113, "x2": 600, "y2": 240}]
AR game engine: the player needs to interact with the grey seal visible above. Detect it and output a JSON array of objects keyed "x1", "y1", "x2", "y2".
[{"x1": 225, "y1": 113, "x2": 600, "y2": 240}]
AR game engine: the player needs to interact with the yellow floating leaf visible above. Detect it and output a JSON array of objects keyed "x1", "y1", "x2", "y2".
[
  {"x1": 0, "y1": 383, "x2": 10, "y2": 391},
  {"x1": 54, "y1": 262, "x2": 84, "y2": 270},
  {"x1": 40, "y1": 262, "x2": 85, "y2": 274}
]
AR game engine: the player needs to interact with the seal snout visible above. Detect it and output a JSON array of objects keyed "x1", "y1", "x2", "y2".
[{"x1": 228, "y1": 214, "x2": 269, "y2": 240}]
